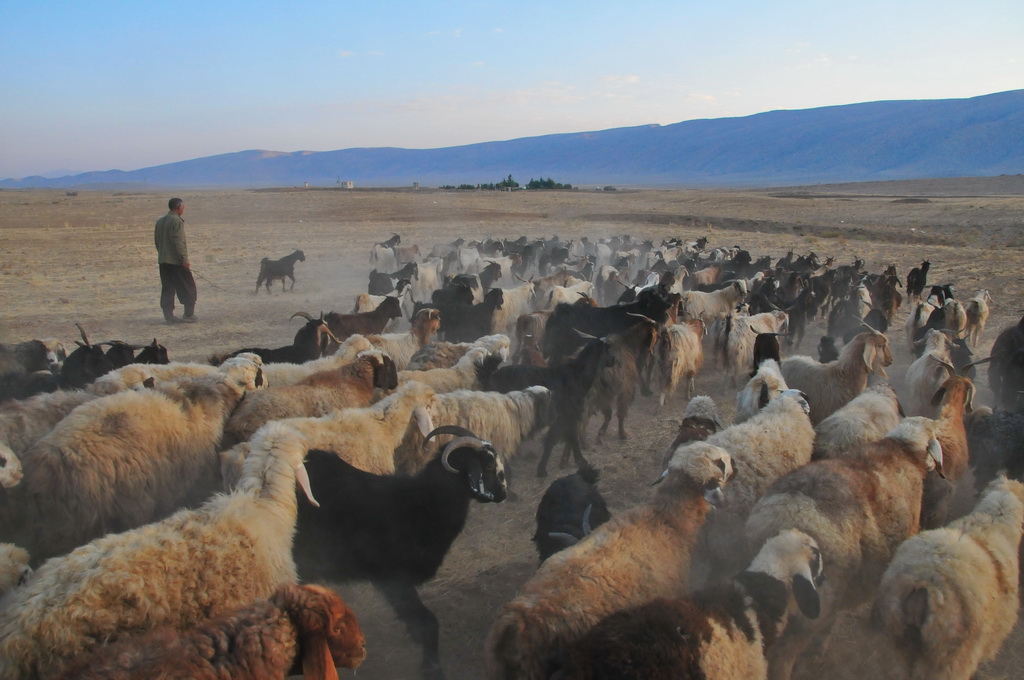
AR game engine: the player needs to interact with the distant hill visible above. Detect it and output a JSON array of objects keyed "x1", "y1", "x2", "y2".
[{"x1": 4, "y1": 90, "x2": 1023, "y2": 189}]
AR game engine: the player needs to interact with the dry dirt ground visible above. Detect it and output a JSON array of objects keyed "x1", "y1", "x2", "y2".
[{"x1": 1, "y1": 180, "x2": 1023, "y2": 679}]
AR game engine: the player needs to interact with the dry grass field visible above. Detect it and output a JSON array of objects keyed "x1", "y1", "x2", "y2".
[{"x1": 1, "y1": 180, "x2": 1023, "y2": 679}]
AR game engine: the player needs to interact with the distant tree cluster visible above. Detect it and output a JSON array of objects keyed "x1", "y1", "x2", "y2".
[
  {"x1": 439, "y1": 174, "x2": 574, "y2": 191},
  {"x1": 526, "y1": 177, "x2": 573, "y2": 190}
]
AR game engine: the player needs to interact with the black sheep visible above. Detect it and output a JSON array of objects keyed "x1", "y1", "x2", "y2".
[
  {"x1": 533, "y1": 463, "x2": 612, "y2": 563},
  {"x1": 293, "y1": 425, "x2": 506, "y2": 680}
]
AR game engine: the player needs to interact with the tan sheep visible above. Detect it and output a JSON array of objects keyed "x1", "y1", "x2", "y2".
[
  {"x1": 0, "y1": 544, "x2": 31, "y2": 598},
  {"x1": 396, "y1": 346, "x2": 499, "y2": 393},
  {"x1": 812, "y1": 382, "x2": 903, "y2": 460},
  {"x1": 406, "y1": 334, "x2": 510, "y2": 371},
  {"x1": 745, "y1": 417, "x2": 945, "y2": 680},
  {"x1": 485, "y1": 442, "x2": 735, "y2": 680},
  {"x1": 734, "y1": 358, "x2": 789, "y2": 424},
  {"x1": 871, "y1": 476, "x2": 1024, "y2": 680},
  {"x1": 2, "y1": 356, "x2": 266, "y2": 564},
  {"x1": 0, "y1": 421, "x2": 318, "y2": 680},
  {"x1": 343, "y1": 308, "x2": 441, "y2": 370},
  {"x1": 780, "y1": 329, "x2": 893, "y2": 425}
]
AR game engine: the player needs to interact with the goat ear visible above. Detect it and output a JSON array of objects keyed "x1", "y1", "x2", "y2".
[
  {"x1": 929, "y1": 386, "x2": 946, "y2": 408},
  {"x1": 758, "y1": 382, "x2": 771, "y2": 409},
  {"x1": 862, "y1": 341, "x2": 876, "y2": 374},
  {"x1": 272, "y1": 585, "x2": 340, "y2": 680},
  {"x1": 792, "y1": 574, "x2": 821, "y2": 619}
]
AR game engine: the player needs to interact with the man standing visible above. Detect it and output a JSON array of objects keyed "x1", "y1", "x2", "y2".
[{"x1": 154, "y1": 197, "x2": 198, "y2": 323}]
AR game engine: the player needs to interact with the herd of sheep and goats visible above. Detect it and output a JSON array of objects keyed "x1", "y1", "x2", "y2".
[{"x1": 0, "y1": 231, "x2": 1023, "y2": 680}]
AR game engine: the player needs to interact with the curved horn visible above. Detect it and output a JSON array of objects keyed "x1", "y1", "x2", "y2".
[
  {"x1": 75, "y1": 322, "x2": 91, "y2": 347},
  {"x1": 319, "y1": 325, "x2": 343, "y2": 346},
  {"x1": 574, "y1": 328, "x2": 599, "y2": 340},
  {"x1": 424, "y1": 425, "x2": 480, "y2": 441},
  {"x1": 514, "y1": 272, "x2": 528, "y2": 283},
  {"x1": 290, "y1": 311, "x2": 314, "y2": 321},
  {"x1": 440, "y1": 436, "x2": 483, "y2": 473},
  {"x1": 962, "y1": 356, "x2": 995, "y2": 371}
]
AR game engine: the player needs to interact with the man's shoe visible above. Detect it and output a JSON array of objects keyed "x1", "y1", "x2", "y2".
[
  {"x1": 165, "y1": 316, "x2": 182, "y2": 325},
  {"x1": 182, "y1": 315, "x2": 198, "y2": 323}
]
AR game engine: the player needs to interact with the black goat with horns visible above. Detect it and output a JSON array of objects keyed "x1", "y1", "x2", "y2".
[{"x1": 293, "y1": 425, "x2": 506, "y2": 680}]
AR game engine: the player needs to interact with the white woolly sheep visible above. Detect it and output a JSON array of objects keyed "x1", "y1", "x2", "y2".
[
  {"x1": 406, "y1": 333, "x2": 510, "y2": 371},
  {"x1": 734, "y1": 358, "x2": 789, "y2": 424},
  {"x1": 0, "y1": 421, "x2": 318, "y2": 680},
  {"x1": 550, "y1": 529, "x2": 825, "y2": 680},
  {"x1": 812, "y1": 382, "x2": 903, "y2": 460},
  {"x1": 88, "y1": 352, "x2": 267, "y2": 396},
  {"x1": 0, "y1": 544, "x2": 31, "y2": 599},
  {"x1": 484, "y1": 442, "x2": 736, "y2": 680},
  {"x1": 691, "y1": 389, "x2": 815, "y2": 582},
  {"x1": 964, "y1": 289, "x2": 992, "y2": 347},
  {"x1": 396, "y1": 345, "x2": 499, "y2": 393},
  {"x1": 221, "y1": 380, "x2": 438, "y2": 485},
  {"x1": 745, "y1": 416, "x2": 945, "y2": 680},
  {"x1": 680, "y1": 279, "x2": 748, "y2": 325},
  {"x1": 903, "y1": 328, "x2": 957, "y2": 418},
  {"x1": 780, "y1": 328, "x2": 893, "y2": 425},
  {"x1": 655, "y1": 320, "x2": 705, "y2": 409},
  {"x1": 2, "y1": 356, "x2": 266, "y2": 564},
  {"x1": 393, "y1": 385, "x2": 552, "y2": 475},
  {"x1": 871, "y1": 476, "x2": 1024, "y2": 680},
  {"x1": 221, "y1": 350, "x2": 397, "y2": 448},
  {"x1": 0, "y1": 390, "x2": 99, "y2": 465},
  {"x1": 659, "y1": 395, "x2": 724, "y2": 467}
]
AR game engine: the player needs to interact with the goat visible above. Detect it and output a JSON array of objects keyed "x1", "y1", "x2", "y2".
[
  {"x1": 533, "y1": 463, "x2": 612, "y2": 564},
  {"x1": 210, "y1": 312, "x2": 340, "y2": 365},
  {"x1": 368, "y1": 261, "x2": 419, "y2": 295},
  {"x1": 255, "y1": 249, "x2": 305, "y2": 293},
  {"x1": 906, "y1": 260, "x2": 931, "y2": 304},
  {"x1": 322, "y1": 295, "x2": 404, "y2": 351},
  {"x1": 294, "y1": 425, "x2": 505, "y2": 680}
]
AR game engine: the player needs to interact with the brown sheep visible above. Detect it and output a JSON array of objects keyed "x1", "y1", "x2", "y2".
[{"x1": 46, "y1": 584, "x2": 365, "y2": 680}]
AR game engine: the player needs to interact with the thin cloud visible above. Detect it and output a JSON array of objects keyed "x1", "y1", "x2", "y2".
[
  {"x1": 338, "y1": 50, "x2": 354, "y2": 58},
  {"x1": 600, "y1": 75, "x2": 641, "y2": 87}
]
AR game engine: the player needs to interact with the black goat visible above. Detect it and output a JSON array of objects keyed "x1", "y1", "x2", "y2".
[
  {"x1": 817, "y1": 336, "x2": 839, "y2": 363},
  {"x1": 842, "y1": 308, "x2": 889, "y2": 343},
  {"x1": 294, "y1": 425, "x2": 505, "y2": 680},
  {"x1": 543, "y1": 287, "x2": 675, "y2": 365},
  {"x1": 368, "y1": 262, "x2": 420, "y2": 295},
  {"x1": 102, "y1": 338, "x2": 170, "y2": 369},
  {"x1": 211, "y1": 313, "x2": 338, "y2": 365},
  {"x1": 968, "y1": 409, "x2": 1024, "y2": 489},
  {"x1": 486, "y1": 336, "x2": 614, "y2": 477},
  {"x1": 2, "y1": 324, "x2": 117, "y2": 401},
  {"x1": 436, "y1": 288, "x2": 503, "y2": 343},
  {"x1": 533, "y1": 463, "x2": 611, "y2": 563},
  {"x1": 255, "y1": 249, "x2": 305, "y2": 294},
  {"x1": 479, "y1": 261, "x2": 503, "y2": 288},
  {"x1": 906, "y1": 260, "x2": 931, "y2": 302},
  {"x1": 978, "y1": 315, "x2": 1024, "y2": 410},
  {"x1": 751, "y1": 333, "x2": 783, "y2": 377}
]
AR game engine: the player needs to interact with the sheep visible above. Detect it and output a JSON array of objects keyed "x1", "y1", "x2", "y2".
[
  {"x1": 655, "y1": 320, "x2": 705, "y2": 409},
  {"x1": 0, "y1": 389, "x2": 98, "y2": 468},
  {"x1": 734, "y1": 358, "x2": 789, "y2": 424},
  {"x1": 484, "y1": 442, "x2": 736, "y2": 680},
  {"x1": 221, "y1": 350, "x2": 398, "y2": 448},
  {"x1": 0, "y1": 325, "x2": 116, "y2": 401},
  {"x1": 533, "y1": 463, "x2": 612, "y2": 564},
  {"x1": 406, "y1": 334, "x2": 510, "y2": 371},
  {"x1": 547, "y1": 529, "x2": 825, "y2": 680},
  {"x1": 0, "y1": 447, "x2": 21, "y2": 490},
  {"x1": 0, "y1": 338, "x2": 66, "y2": 376},
  {"x1": 721, "y1": 310, "x2": 789, "y2": 385},
  {"x1": 346, "y1": 307, "x2": 441, "y2": 370},
  {"x1": 691, "y1": 389, "x2": 815, "y2": 582},
  {"x1": 920, "y1": 375, "x2": 977, "y2": 530},
  {"x1": 221, "y1": 380, "x2": 438, "y2": 483},
  {"x1": 87, "y1": 351, "x2": 267, "y2": 395},
  {"x1": 0, "y1": 544, "x2": 31, "y2": 598},
  {"x1": 260, "y1": 336, "x2": 373, "y2": 386},
  {"x1": 48, "y1": 583, "x2": 365, "y2": 680},
  {"x1": 812, "y1": 382, "x2": 903, "y2": 460},
  {"x1": 393, "y1": 386, "x2": 552, "y2": 476},
  {"x1": 294, "y1": 426, "x2": 507, "y2": 680},
  {"x1": 659, "y1": 395, "x2": 724, "y2": 467},
  {"x1": 397, "y1": 346, "x2": 502, "y2": 393},
  {"x1": 903, "y1": 328, "x2": 957, "y2": 418},
  {"x1": 744, "y1": 417, "x2": 945, "y2": 680},
  {"x1": 1, "y1": 355, "x2": 267, "y2": 564},
  {"x1": 0, "y1": 421, "x2": 319, "y2": 680},
  {"x1": 870, "y1": 476, "x2": 1024, "y2": 680},
  {"x1": 964, "y1": 289, "x2": 992, "y2": 347},
  {"x1": 780, "y1": 328, "x2": 893, "y2": 425},
  {"x1": 679, "y1": 279, "x2": 748, "y2": 325}
]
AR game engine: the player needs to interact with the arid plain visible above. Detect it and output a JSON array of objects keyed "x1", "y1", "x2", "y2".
[{"x1": 1, "y1": 179, "x2": 1023, "y2": 679}]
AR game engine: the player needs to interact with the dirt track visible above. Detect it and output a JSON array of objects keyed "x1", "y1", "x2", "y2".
[{"x1": 1, "y1": 181, "x2": 1022, "y2": 679}]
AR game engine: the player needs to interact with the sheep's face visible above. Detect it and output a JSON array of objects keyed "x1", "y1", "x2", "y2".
[
  {"x1": 0, "y1": 447, "x2": 24, "y2": 489},
  {"x1": 664, "y1": 442, "x2": 734, "y2": 506},
  {"x1": 887, "y1": 416, "x2": 944, "y2": 474},
  {"x1": 749, "y1": 529, "x2": 824, "y2": 619}
]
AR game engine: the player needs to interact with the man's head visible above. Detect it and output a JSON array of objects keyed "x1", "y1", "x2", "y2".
[{"x1": 168, "y1": 197, "x2": 184, "y2": 214}]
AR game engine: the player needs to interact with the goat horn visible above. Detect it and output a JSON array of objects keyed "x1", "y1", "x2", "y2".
[
  {"x1": 290, "y1": 311, "x2": 314, "y2": 321},
  {"x1": 75, "y1": 322, "x2": 91, "y2": 347},
  {"x1": 439, "y1": 436, "x2": 483, "y2": 473},
  {"x1": 962, "y1": 356, "x2": 995, "y2": 371},
  {"x1": 425, "y1": 425, "x2": 480, "y2": 441},
  {"x1": 514, "y1": 273, "x2": 527, "y2": 283},
  {"x1": 574, "y1": 328, "x2": 599, "y2": 340},
  {"x1": 320, "y1": 325, "x2": 343, "y2": 346}
]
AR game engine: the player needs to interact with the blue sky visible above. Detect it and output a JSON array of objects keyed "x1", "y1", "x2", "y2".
[{"x1": 2, "y1": 0, "x2": 1021, "y2": 179}]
